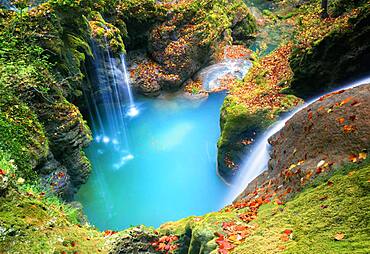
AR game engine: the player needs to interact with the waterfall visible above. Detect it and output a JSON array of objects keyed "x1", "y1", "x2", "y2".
[
  {"x1": 83, "y1": 39, "x2": 139, "y2": 166},
  {"x1": 225, "y1": 75, "x2": 370, "y2": 204},
  {"x1": 0, "y1": 0, "x2": 18, "y2": 11},
  {"x1": 119, "y1": 54, "x2": 139, "y2": 117}
]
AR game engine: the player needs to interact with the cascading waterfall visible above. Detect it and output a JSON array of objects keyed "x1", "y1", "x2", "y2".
[
  {"x1": 225, "y1": 75, "x2": 370, "y2": 204},
  {"x1": 83, "y1": 39, "x2": 139, "y2": 165}
]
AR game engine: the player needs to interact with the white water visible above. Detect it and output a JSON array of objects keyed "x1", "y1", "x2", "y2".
[
  {"x1": 83, "y1": 40, "x2": 140, "y2": 165},
  {"x1": 119, "y1": 54, "x2": 139, "y2": 117},
  {"x1": 199, "y1": 59, "x2": 252, "y2": 91},
  {"x1": 0, "y1": 0, "x2": 18, "y2": 11},
  {"x1": 225, "y1": 75, "x2": 370, "y2": 204}
]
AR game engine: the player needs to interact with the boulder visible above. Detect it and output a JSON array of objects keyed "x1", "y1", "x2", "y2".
[{"x1": 237, "y1": 83, "x2": 370, "y2": 200}]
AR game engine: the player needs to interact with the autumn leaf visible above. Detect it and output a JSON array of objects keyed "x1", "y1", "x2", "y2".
[
  {"x1": 350, "y1": 100, "x2": 360, "y2": 106},
  {"x1": 17, "y1": 177, "x2": 25, "y2": 185},
  {"x1": 103, "y1": 230, "x2": 117, "y2": 237},
  {"x1": 343, "y1": 125, "x2": 356, "y2": 133},
  {"x1": 337, "y1": 117, "x2": 345, "y2": 124},
  {"x1": 358, "y1": 152, "x2": 367, "y2": 160},
  {"x1": 334, "y1": 233, "x2": 345, "y2": 241},
  {"x1": 349, "y1": 154, "x2": 357, "y2": 162},
  {"x1": 280, "y1": 234, "x2": 289, "y2": 242},
  {"x1": 348, "y1": 171, "x2": 355, "y2": 176},
  {"x1": 0, "y1": 169, "x2": 6, "y2": 175},
  {"x1": 283, "y1": 229, "x2": 293, "y2": 235},
  {"x1": 307, "y1": 111, "x2": 313, "y2": 120},
  {"x1": 339, "y1": 97, "x2": 352, "y2": 106}
]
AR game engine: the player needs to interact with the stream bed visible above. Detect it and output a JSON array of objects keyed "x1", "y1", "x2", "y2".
[{"x1": 75, "y1": 93, "x2": 229, "y2": 230}]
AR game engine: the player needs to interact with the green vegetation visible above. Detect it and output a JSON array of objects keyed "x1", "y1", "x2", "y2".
[
  {"x1": 0, "y1": 164, "x2": 107, "y2": 253},
  {"x1": 233, "y1": 161, "x2": 370, "y2": 253}
]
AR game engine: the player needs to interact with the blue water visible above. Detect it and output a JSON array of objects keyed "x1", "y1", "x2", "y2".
[{"x1": 75, "y1": 92, "x2": 229, "y2": 230}]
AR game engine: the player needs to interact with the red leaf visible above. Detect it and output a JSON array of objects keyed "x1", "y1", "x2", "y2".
[{"x1": 283, "y1": 229, "x2": 293, "y2": 235}]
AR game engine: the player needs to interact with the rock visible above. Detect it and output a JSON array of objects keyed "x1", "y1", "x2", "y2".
[
  {"x1": 35, "y1": 101, "x2": 92, "y2": 199},
  {"x1": 108, "y1": 226, "x2": 158, "y2": 254},
  {"x1": 237, "y1": 83, "x2": 370, "y2": 200},
  {"x1": 129, "y1": 0, "x2": 256, "y2": 96},
  {"x1": 290, "y1": 7, "x2": 370, "y2": 97},
  {"x1": 269, "y1": 83, "x2": 370, "y2": 179}
]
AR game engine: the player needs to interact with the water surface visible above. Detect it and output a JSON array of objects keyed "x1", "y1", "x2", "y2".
[{"x1": 76, "y1": 93, "x2": 229, "y2": 230}]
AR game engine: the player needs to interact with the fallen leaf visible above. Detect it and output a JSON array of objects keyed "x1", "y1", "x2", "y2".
[
  {"x1": 280, "y1": 234, "x2": 289, "y2": 242},
  {"x1": 317, "y1": 160, "x2": 325, "y2": 168},
  {"x1": 308, "y1": 111, "x2": 313, "y2": 120},
  {"x1": 358, "y1": 152, "x2": 367, "y2": 160},
  {"x1": 349, "y1": 154, "x2": 357, "y2": 163},
  {"x1": 283, "y1": 229, "x2": 293, "y2": 235},
  {"x1": 17, "y1": 177, "x2": 25, "y2": 185},
  {"x1": 334, "y1": 233, "x2": 345, "y2": 241},
  {"x1": 339, "y1": 97, "x2": 352, "y2": 106},
  {"x1": 337, "y1": 117, "x2": 345, "y2": 124},
  {"x1": 278, "y1": 245, "x2": 286, "y2": 250},
  {"x1": 327, "y1": 181, "x2": 334, "y2": 187},
  {"x1": 343, "y1": 125, "x2": 356, "y2": 133},
  {"x1": 348, "y1": 171, "x2": 355, "y2": 176}
]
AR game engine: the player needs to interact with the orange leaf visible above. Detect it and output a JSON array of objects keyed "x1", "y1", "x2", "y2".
[
  {"x1": 337, "y1": 117, "x2": 345, "y2": 124},
  {"x1": 334, "y1": 233, "x2": 345, "y2": 241},
  {"x1": 339, "y1": 97, "x2": 352, "y2": 106},
  {"x1": 280, "y1": 234, "x2": 289, "y2": 242},
  {"x1": 349, "y1": 154, "x2": 357, "y2": 162},
  {"x1": 343, "y1": 125, "x2": 356, "y2": 133},
  {"x1": 307, "y1": 111, "x2": 313, "y2": 120}
]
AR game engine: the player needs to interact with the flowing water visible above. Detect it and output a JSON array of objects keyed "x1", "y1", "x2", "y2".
[
  {"x1": 76, "y1": 92, "x2": 229, "y2": 230},
  {"x1": 199, "y1": 59, "x2": 252, "y2": 91},
  {"x1": 225, "y1": 75, "x2": 370, "y2": 203}
]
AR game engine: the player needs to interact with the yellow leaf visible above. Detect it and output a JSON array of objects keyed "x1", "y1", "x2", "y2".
[
  {"x1": 334, "y1": 233, "x2": 345, "y2": 241},
  {"x1": 358, "y1": 152, "x2": 367, "y2": 160}
]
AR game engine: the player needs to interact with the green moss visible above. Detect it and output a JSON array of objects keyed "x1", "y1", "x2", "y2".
[
  {"x1": 0, "y1": 88, "x2": 48, "y2": 179},
  {"x1": 0, "y1": 186, "x2": 107, "y2": 253},
  {"x1": 233, "y1": 162, "x2": 370, "y2": 253},
  {"x1": 218, "y1": 96, "x2": 274, "y2": 149}
]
